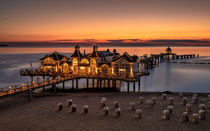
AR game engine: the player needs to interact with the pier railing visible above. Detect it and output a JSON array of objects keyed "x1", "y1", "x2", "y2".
[{"x1": 0, "y1": 70, "x2": 148, "y2": 97}]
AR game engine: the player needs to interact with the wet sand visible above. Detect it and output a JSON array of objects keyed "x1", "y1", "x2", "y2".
[{"x1": 0, "y1": 92, "x2": 210, "y2": 131}]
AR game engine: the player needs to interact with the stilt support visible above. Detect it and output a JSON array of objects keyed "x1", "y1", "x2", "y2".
[
  {"x1": 127, "y1": 82, "x2": 130, "y2": 92},
  {"x1": 87, "y1": 78, "x2": 89, "y2": 89}
]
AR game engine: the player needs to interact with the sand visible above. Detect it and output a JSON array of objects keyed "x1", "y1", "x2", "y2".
[{"x1": 0, "y1": 92, "x2": 210, "y2": 131}]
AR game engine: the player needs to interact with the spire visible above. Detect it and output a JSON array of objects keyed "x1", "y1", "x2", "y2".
[
  {"x1": 93, "y1": 44, "x2": 98, "y2": 51},
  {"x1": 88, "y1": 44, "x2": 99, "y2": 58},
  {"x1": 75, "y1": 44, "x2": 80, "y2": 50},
  {"x1": 166, "y1": 46, "x2": 172, "y2": 54},
  {"x1": 71, "y1": 44, "x2": 83, "y2": 58}
]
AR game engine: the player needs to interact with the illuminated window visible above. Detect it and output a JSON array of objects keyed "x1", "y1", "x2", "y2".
[
  {"x1": 72, "y1": 58, "x2": 78, "y2": 66},
  {"x1": 44, "y1": 57, "x2": 55, "y2": 64},
  {"x1": 90, "y1": 59, "x2": 96, "y2": 66},
  {"x1": 81, "y1": 59, "x2": 89, "y2": 64}
]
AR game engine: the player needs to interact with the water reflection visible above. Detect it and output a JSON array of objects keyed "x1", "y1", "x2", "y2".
[
  {"x1": 0, "y1": 48, "x2": 210, "y2": 92},
  {"x1": 138, "y1": 63, "x2": 210, "y2": 93}
]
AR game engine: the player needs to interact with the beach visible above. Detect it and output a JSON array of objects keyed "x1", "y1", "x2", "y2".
[{"x1": 0, "y1": 92, "x2": 209, "y2": 131}]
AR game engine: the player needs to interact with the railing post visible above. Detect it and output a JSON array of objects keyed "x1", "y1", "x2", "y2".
[{"x1": 108, "y1": 79, "x2": 110, "y2": 88}]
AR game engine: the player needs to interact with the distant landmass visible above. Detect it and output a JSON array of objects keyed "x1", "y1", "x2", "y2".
[
  {"x1": 0, "y1": 44, "x2": 9, "y2": 47},
  {"x1": 0, "y1": 39, "x2": 210, "y2": 47}
]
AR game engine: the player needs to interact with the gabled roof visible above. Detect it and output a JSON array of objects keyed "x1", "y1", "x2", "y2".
[
  {"x1": 111, "y1": 52, "x2": 138, "y2": 62},
  {"x1": 40, "y1": 51, "x2": 66, "y2": 61},
  {"x1": 71, "y1": 44, "x2": 83, "y2": 57}
]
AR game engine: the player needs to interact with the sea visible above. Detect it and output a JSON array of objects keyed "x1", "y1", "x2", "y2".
[{"x1": 0, "y1": 46, "x2": 210, "y2": 93}]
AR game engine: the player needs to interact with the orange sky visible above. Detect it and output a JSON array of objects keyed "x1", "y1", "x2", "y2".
[{"x1": 0, "y1": 0, "x2": 210, "y2": 42}]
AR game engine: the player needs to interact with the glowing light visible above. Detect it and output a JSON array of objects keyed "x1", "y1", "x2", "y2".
[
  {"x1": 80, "y1": 67, "x2": 85, "y2": 69},
  {"x1": 119, "y1": 69, "x2": 125, "y2": 72},
  {"x1": 81, "y1": 59, "x2": 89, "y2": 64}
]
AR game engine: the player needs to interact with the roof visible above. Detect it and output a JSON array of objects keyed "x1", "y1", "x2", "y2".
[
  {"x1": 98, "y1": 50, "x2": 112, "y2": 57},
  {"x1": 111, "y1": 52, "x2": 138, "y2": 62},
  {"x1": 166, "y1": 46, "x2": 172, "y2": 52},
  {"x1": 71, "y1": 44, "x2": 83, "y2": 57},
  {"x1": 40, "y1": 51, "x2": 66, "y2": 61},
  {"x1": 98, "y1": 61, "x2": 111, "y2": 67},
  {"x1": 88, "y1": 44, "x2": 99, "y2": 58}
]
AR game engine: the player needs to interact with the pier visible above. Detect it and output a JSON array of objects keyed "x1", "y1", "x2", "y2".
[
  {"x1": 0, "y1": 46, "x2": 197, "y2": 100},
  {"x1": 0, "y1": 72, "x2": 146, "y2": 100}
]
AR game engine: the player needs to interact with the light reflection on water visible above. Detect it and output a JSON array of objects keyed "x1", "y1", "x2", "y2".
[{"x1": 0, "y1": 47, "x2": 210, "y2": 93}]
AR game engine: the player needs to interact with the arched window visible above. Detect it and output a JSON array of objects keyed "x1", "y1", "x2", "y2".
[
  {"x1": 81, "y1": 59, "x2": 89, "y2": 64},
  {"x1": 62, "y1": 63, "x2": 69, "y2": 73},
  {"x1": 90, "y1": 59, "x2": 96, "y2": 66},
  {"x1": 72, "y1": 58, "x2": 78, "y2": 66}
]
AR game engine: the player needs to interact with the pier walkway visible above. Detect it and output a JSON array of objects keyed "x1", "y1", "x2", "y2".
[{"x1": 0, "y1": 72, "x2": 147, "y2": 99}]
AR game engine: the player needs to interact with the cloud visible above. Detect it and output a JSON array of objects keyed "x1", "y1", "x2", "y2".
[
  {"x1": 1, "y1": 39, "x2": 210, "y2": 47},
  {"x1": 149, "y1": 39, "x2": 210, "y2": 43}
]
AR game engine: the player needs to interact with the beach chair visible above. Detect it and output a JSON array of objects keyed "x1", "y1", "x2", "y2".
[
  {"x1": 57, "y1": 103, "x2": 63, "y2": 111},
  {"x1": 134, "y1": 109, "x2": 142, "y2": 119}
]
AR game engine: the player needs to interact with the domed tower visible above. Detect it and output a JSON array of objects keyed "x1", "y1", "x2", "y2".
[
  {"x1": 71, "y1": 44, "x2": 83, "y2": 74},
  {"x1": 88, "y1": 44, "x2": 99, "y2": 75},
  {"x1": 166, "y1": 46, "x2": 172, "y2": 54}
]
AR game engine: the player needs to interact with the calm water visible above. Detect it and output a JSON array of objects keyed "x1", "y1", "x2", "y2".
[
  {"x1": 0, "y1": 46, "x2": 210, "y2": 93},
  {"x1": 1, "y1": 46, "x2": 210, "y2": 56}
]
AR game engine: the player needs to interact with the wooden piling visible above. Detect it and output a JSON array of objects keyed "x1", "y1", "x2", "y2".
[
  {"x1": 114, "y1": 80, "x2": 117, "y2": 89},
  {"x1": 138, "y1": 77, "x2": 140, "y2": 91},
  {"x1": 43, "y1": 86, "x2": 45, "y2": 95},
  {"x1": 52, "y1": 84, "x2": 56, "y2": 93},
  {"x1": 72, "y1": 79, "x2": 74, "y2": 89},
  {"x1": 127, "y1": 81, "x2": 130, "y2": 92},
  {"x1": 28, "y1": 88, "x2": 31, "y2": 100},
  {"x1": 97, "y1": 79, "x2": 99, "y2": 88},
  {"x1": 63, "y1": 81, "x2": 65, "y2": 90},
  {"x1": 76, "y1": 79, "x2": 79, "y2": 91},
  {"x1": 103, "y1": 79, "x2": 106, "y2": 88},
  {"x1": 100, "y1": 79, "x2": 102, "y2": 89},
  {"x1": 133, "y1": 82, "x2": 135, "y2": 92},
  {"x1": 86, "y1": 78, "x2": 89, "y2": 89},
  {"x1": 92, "y1": 78, "x2": 95, "y2": 88}
]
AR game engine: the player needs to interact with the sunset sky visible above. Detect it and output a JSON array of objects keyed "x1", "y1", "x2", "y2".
[{"x1": 0, "y1": 0, "x2": 210, "y2": 45}]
